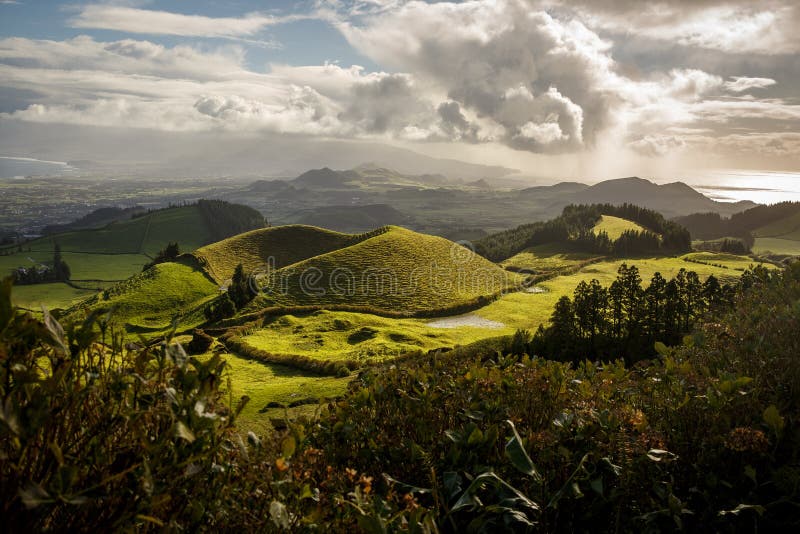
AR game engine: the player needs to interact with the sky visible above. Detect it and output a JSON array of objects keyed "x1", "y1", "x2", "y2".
[{"x1": 0, "y1": 0, "x2": 799, "y2": 181}]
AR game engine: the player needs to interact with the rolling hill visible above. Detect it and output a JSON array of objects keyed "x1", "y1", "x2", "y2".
[
  {"x1": 192, "y1": 225, "x2": 368, "y2": 284},
  {"x1": 257, "y1": 226, "x2": 519, "y2": 313},
  {"x1": 675, "y1": 201, "x2": 800, "y2": 257},
  {"x1": 752, "y1": 210, "x2": 800, "y2": 255},
  {"x1": 63, "y1": 257, "x2": 218, "y2": 334},
  {"x1": 592, "y1": 215, "x2": 648, "y2": 240}
]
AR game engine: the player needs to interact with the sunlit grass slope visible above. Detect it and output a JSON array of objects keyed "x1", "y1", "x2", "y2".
[
  {"x1": 753, "y1": 238, "x2": 800, "y2": 256},
  {"x1": 752, "y1": 211, "x2": 800, "y2": 255},
  {"x1": 502, "y1": 243, "x2": 601, "y2": 273},
  {"x1": 194, "y1": 351, "x2": 350, "y2": 436},
  {"x1": 193, "y1": 225, "x2": 364, "y2": 283},
  {"x1": 65, "y1": 259, "x2": 217, "y2": 334},
  {"x1": 11, "y1": 283, "x2": 97, "y2": 311},
  {"x1": 592, "y1": 215, "x2": 649, "y2": 240},
  {"x1": 23, "y1": 206, "x2": 213, "y2": 256},
  {"x1": 753, "y1": 210, "x2": 800, "y2": 239},
  {"x1": 242, "y1": 309, "x2": 505, "y2": 364},
  {"x1": 262, "y1": 226, "x2": 519, "y2": 313}
]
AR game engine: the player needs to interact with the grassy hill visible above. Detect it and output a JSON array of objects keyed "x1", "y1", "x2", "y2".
[
  {"x1": 193, "y1": 225, "x2": 368, "y2": 284},
  {"x1": 502, "y1": 243, "x2": 600, "y2": 274},
  {"x1": 751, "y1": 210, "x2": 800, "y2": 255},
  {"x1": 257, "y1": 226, "x2": 519, "y2": 313},
  {"x1": 592, "y1": 215, "x2": 648, "y2": 240},
  {"x1": 64, "y1": 258, "x2": 217, "y2": 334}
]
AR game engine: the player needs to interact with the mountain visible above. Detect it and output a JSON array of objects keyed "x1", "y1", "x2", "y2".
[
  {"x1": 572, "y1": 177, "x2": 756, "y2": 218},
  {"x1": 0, "y1": 122, "x2": 516, "y2": 180},
  {"x1": 283, "y1": 204, "x2": 414, "y2": 232},
  {"x1": 293, "y1": 167, "x2": 358, "y2": 188}
]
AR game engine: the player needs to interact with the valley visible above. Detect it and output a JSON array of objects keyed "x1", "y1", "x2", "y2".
[{"x1": 2, "y1": 192, "x2": 787, "y2": 434}]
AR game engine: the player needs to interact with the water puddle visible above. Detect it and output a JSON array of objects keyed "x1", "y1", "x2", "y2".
[{"x1": 426, "y1": 313, "x2": 504, "y2": 329}]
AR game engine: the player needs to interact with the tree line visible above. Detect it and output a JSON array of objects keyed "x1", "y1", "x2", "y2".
[
  {"x1": 475, "y1": 203, "x2": 691, "y2": 262},
  {"x1": 525, "y1": 264, "x2": 750, "y2": 364},
  {"x1": 196, "y1": 199, "x2": 265, "y2": 241}
]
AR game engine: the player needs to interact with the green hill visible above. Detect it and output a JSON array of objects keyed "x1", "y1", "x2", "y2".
[
  {"x1": 193, "y1": 225, "x2": 368, "y2": 284},
  {"x1": 257, "y1": 226, "x2": 519, "y2": 313},
  {"x1": 64, "y1": 257, "x2": 217, "y2": 334},
  {"x1": 592, "y1": 215, "x2": 648, "y2": 240},
  {"x1": 752, "y1": 210, "x2": 800, "y2": 255}
]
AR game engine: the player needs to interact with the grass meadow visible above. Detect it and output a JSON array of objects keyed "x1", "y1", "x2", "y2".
[{"x1": 592, "y1": 214, "x2": 648, "y2": 239}]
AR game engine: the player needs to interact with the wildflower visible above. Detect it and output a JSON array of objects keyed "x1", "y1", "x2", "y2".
[
  {"x1": 275, "y1": 457, "x2": 289, "y2": 472},
  {"x1": 359, "y1": 475, "x2": 373, "y2": 494}
]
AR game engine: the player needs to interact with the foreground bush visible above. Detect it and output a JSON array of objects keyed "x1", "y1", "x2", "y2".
[{"x1": 2, "y1": 264, "x2": 799, "y2": 531}]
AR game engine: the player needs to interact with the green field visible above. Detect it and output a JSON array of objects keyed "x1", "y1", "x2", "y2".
[
  {"x1": 193, "y1": 350, "x2": 350, "y2": 435},
  {"x1": 750, "y1": 211, "x2": 800, "y2": 255},
  {"x1": 2, "y1": 206, "x2": 221, "y2": 309},
  {"x1": 11, "y1": 283, "x2": 98, "y2": 311},
  {"x1": 753, "y1": 210, "x2": 800, "y2": 239},
  {"x1": 753, "y1": 237, "x2": 800, "y2": 256},
  {"x1": 20, "y1": 206, "x2": 214, "y2": 256},
  {"x1": 242, "y1": 309, "x2": 506, "y2": 364},
  {"x1": 592, "y1": 215, "x2": 648, "y2": 240}
]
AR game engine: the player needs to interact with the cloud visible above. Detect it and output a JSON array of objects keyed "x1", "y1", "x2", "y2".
[
  {"x1": 724, "y1": 76, "x2": 777, "y2": 92},
  {"x1": 0, "y1": 3, "x2": 797, "y2": 164},
  {"x1": 69, "y1": 5, "x2": 298, "y2": 42},
  {"x1": 555, "y1": 0, "x2": 800, "y2": 55},
  {"x1": 628, "y1": 134, "x2": 685, "y2": 157},
  {"x1": 333, "y1": 0, "x2": 617, "y2": 152}
]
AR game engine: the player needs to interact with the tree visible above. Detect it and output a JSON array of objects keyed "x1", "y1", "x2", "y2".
[
  {"x1": 53, "y1": 243, "x2": 70, "y2": 281},
  {"x1": 227, "y1": 264, "x2": 253, "y2": 309},
  {"x1": 204, "y1": 293, "x2": 236, "y2": 323},
  {"x1": 644, "y1": 272, "x2": 667, "y2": 342},
  {"x1": 143, "y1": 242, "x2": 180, "y2": 271}
]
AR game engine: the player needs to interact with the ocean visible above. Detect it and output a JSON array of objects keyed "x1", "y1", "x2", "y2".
[
  {"x1": 677, "y1": 169, "x2": 800, "y2": 205},
  {"x1": 0, "y1": 156, "x2": 77, "y2": 179}
]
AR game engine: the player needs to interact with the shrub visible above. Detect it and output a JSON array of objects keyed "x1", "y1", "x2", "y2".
[{"x1": 187, "y1": 328, "x2": 214, "y2": 354}]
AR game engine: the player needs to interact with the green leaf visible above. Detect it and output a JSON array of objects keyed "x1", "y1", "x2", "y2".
[
  {"x1": 0, "y1": 277, "x2": 12, "y2": 330},
  {"x1": 505, "y1": 420, "x2": 542, "y2": 481},
  {"x1": 763, "y1": 405, "x2": 785, "y2": 435},
  {"x1": 654, "y1": 341, "x2": 670, "y2": 356},
  {"x1": 281, "y1": 435, "x2": 296, "y2": 458},
  {"x1": 590, "y1": 477, "x2": 604, "y2": 497},
  {"x1": 383, "y1": 473, "x2": 431, "y2": 495},
  {"x1": 19, "y1": 482, "x2": 52, "y2": 509},
  {"x1": 467, "y1": 426, "x2": 484, "y2": 446},
  {"x1": 175, "y1": 421, "x2": 195, "y2": 443}
]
